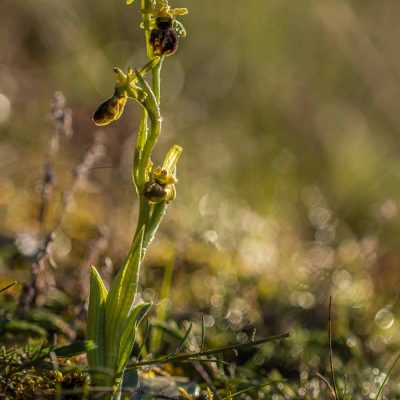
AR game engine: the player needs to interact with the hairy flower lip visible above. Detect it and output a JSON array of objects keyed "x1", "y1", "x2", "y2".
[
  {"x1": 150, "y1": 28, "x2": 179, "y2": 56},
  {"x1": 143, "y1": 180, "x2": 176, "y2": 203},
  {"x1": 92, "y1": 93, "x2": 127, "y2": 126}
]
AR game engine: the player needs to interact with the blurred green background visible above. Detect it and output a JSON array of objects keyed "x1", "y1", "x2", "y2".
[{"x1": 2, "y1": 0, "x2": 400, "y2": 395}]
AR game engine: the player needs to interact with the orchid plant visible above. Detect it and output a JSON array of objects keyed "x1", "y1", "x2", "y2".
[{"x1": 86, "y1": 0, "x2": 187, "y2": 397}]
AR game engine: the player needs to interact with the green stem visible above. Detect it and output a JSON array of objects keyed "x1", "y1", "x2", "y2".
[
  {"x1": 143, "y1": 201, "x2": 167, "y2": 252},
  {"x1": 134, "y1": 196, "x2": 150, "y2": 239},
  {"x1": 134, "y1": 0, "x2": 163, "y2": 244},
  {"x1": 141, "y1": 0, "x2": 154, "y2": 59},
  {"x1": 138, "y1": 111, "x2": 161, "y2": 184},
  {"x1": 152, "y1": 57, "x2": 163, "y2": 104}
]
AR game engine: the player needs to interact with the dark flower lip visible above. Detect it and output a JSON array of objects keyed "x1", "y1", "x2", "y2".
[
  {"x1": 143, "y1": 180, "x2": 176, "y2": 203},
  {"x1": 92, "y1": 94, "x2": 126, "y2": 126},
  {"x1": 150, "y1": 28, "x2": 179, "y2": 56},
  {"x1": 143, "y1": 181, "x2": 167, "y2": 202},
  {"x1": 156, "y1": 16, "x2": 173, "y2": 31},
  {"x1": 92, "y1": 97, "x2": 117, "y2": 126}
]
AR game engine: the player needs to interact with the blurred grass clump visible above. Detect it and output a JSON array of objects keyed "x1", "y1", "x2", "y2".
[{"x1": 1, "y1": 0, "x2": 400, "y2": 398}]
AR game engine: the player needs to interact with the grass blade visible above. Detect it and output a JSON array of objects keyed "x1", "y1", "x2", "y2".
[
  {"x1": 200, "y1": 313, "x2": 205, "y2": 352},
  {"x1": 176, "y1": 322, "x2": 193, "y2": 353},
  {"x1": 127, "y1": 332, "x2": 290, "y2": 368},
  {"x1": 53, "y1": 340, "x2": 96, "y2": 358},
  {"x1": 220, "y1": 380, "x2": 286, "y2": 400},
  {"x1": 376, "y1": 351, "x2": 400, "y2": 400},
  {"x1": 150, "y1": 253, "x2": 174, "y2": 354},
  {"x1": 328, "y1": 297, "x2": 339, "y2": 400}
]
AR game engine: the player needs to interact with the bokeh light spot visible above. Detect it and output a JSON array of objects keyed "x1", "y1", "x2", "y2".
[
  {"x1": 0, "y1": 94, "x2": 11, "y2": 124},
  {"x1": 374, "y1": 308, "x2": 394, "y2": 330}
]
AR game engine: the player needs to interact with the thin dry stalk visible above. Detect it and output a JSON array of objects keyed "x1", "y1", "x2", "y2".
[
  {"x1": 0, "y1": 281, "x2": 17, "y2": 293},
  {"x1": 53, "y1": 131, "x2": 105, "y2": 231},
  {"x1": 17, "y1": 232, "x2": 55, "y2": 311},
  {"x1": 128, "y1": 332, "x2": 290, "y2": 368},
  {"x1": 18, "y1": 97, "x2": 105, "y2": 311},
  {"x1": 329, "y1": 296, "x2": 339, "y2": 400},
  {"x1": 316, "y1": 372, "x2": 337, "y2": 400},
  {"x1": 18, "y1": 92, "x2": 73, "y2": 310},
  {"x1": 39, "y1": 91, "x2": 73, "y2": 227}
]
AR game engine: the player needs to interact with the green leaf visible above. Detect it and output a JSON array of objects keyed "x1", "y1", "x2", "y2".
[
  {"x1": 87, "y1": 266, "x2": 108, "y2": 385},
  {"x1": 104, "y1": 227, "x2": 145, "y2": 380},
  {"x1": 3, "y1": 320, "x2": 47, "y2": 337},
  {"x1": 126, "y1": 0, "x2": 135, "y2": 4},
  {"x1": 52, "y1": 340, "x2": 97, "y2": 358},
  {"x1": 133, "y1": 111, "x2": 148, "y2": 191},
  {"x1": 117, "y1": 302, "x2": 151, "y2": 376}
]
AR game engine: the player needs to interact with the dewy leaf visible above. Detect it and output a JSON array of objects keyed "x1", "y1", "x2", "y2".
[
  {"x1": 104, "y1": 227, "x2": 145, "y2": 379},
  {"x1": 116, "y1": 302, "x2": 151, "y2": 376},
  {"x1": 87, "y1": 266, "x2": 108, "y2": 384}
]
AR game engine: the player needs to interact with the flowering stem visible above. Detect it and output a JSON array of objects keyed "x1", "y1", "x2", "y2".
[
  {"x1": 88, "y1": 1, "x2": 186, "y2": 395},
  {"x1": 134, "y1": 0, "x2": 164, "y2": 246}
]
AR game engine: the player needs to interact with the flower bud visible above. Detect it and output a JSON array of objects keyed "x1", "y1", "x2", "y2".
[{"x1": 93, "y1": 92, "x2": 127, "y2": 126}]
